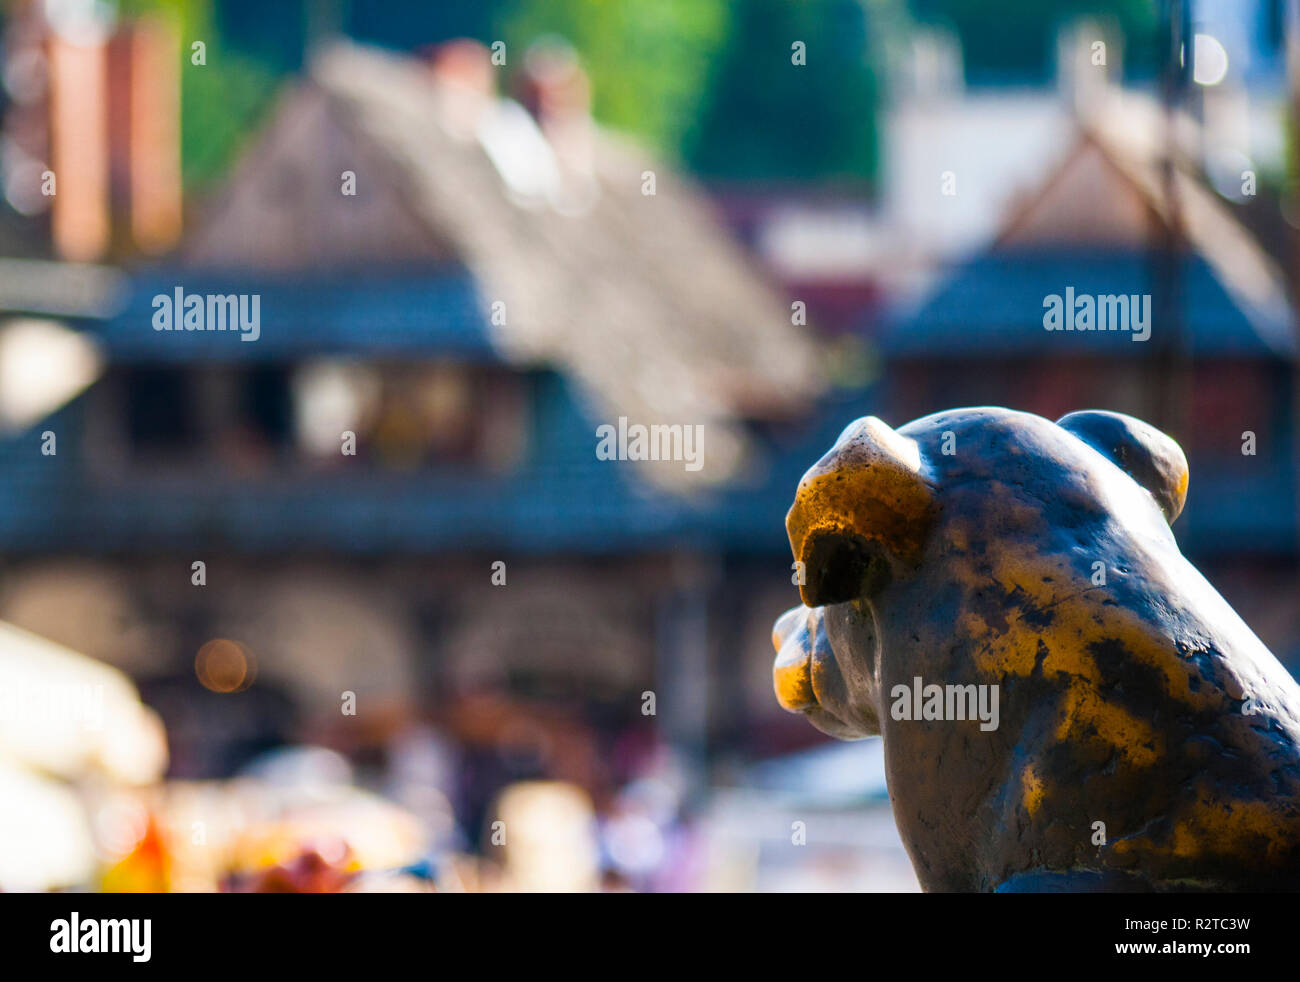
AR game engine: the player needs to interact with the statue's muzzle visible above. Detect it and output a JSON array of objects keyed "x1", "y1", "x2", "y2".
[{"x1": 772, "y1": 603, "x2": 878, "y2": 739}]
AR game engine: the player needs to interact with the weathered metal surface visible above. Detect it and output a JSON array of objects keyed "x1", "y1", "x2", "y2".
[{"x1": 773, "y1": 407, "x2": 1300, "y2": 891}]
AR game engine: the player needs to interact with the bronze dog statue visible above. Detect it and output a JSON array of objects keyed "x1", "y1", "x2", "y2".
[{"x1": 772, "y1": 408, "x2": 1300, "y2": 891}]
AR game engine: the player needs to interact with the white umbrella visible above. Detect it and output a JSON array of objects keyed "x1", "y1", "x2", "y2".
[
  {"x1": 0, "y1": 619, "x2": 166, "y2": 890},
  {"x1": 0, "y1": 762, "x2": 97, "y2": 891},
  {"x1": 0, "y1": 619, "x2": 166, "y2": 785}
]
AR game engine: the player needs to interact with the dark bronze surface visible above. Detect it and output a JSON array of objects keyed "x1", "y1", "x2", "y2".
[{"x1": 773, "y1": 407, "x2": 1300, "y2": 891}]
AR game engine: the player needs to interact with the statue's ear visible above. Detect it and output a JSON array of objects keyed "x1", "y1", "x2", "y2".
[
  {"x1": 1056, "y1": 410, "x2": 1189, "y2": 523},
  {"x1": 787, "y1": 416, "x2": 936, "y2": 607}
]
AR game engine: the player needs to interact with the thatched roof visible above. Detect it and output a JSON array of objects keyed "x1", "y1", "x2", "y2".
[{"x1": 185, "y1": 41, "x2": 824, "y2": 489}]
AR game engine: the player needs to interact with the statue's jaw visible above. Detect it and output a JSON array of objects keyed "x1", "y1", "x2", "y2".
[{"x1": 772, "y1": 604, "x2": 878, "y2": 740}]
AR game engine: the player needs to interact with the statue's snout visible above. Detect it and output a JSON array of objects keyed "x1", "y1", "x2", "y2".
[
  {"x1": 786, "y1": 416, "x2": 936, "y2": 608},
  {"x1": 771, "y1": 604, "x2": 878, "y2": 739}
]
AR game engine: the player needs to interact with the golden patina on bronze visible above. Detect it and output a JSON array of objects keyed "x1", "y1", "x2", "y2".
[{"x1": 773, "y1": 407, "x2": 1300, "y2": 892}]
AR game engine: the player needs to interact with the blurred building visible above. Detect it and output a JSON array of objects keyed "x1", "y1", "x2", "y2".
[
  {"x1": 882, "y1": 89, "x2": 1300, "y2": 669},
  {"x1": 0, "y1": 39, "x2": 855, "y2": 804}
]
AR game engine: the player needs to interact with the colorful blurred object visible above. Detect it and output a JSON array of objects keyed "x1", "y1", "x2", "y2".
[
  {"x1": 101, "y1": 816, "x2": 170, "y2": 893},
  {"x1": 494, "y1": 781, "x2": 600, "y2": 892},
  {"x1": 222, "y1": 842, "x2": 360, "y2": 893},
  {"x1": 91, "y1": 765, "x2": 430, "y2": 893},
  {"x1": 0, "y1": 619, "x2": 167, "y2": 891}
]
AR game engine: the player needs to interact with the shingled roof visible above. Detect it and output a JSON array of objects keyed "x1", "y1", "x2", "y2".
[
  {"x1": 1001, "y1": 90, "x2": 1294, "y2": 354},
  {"x1": 180, "y1": 40, "x2": 824, "y2": 489},
  {"x1": 887, "y1": 90, "x2": 1296, "y2": 359}
]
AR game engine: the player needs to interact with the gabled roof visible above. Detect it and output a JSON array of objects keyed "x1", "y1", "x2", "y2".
[
  {"x1": 884, "y1": 248, "x2": 1293, "y2": 358},
  {"x1": 887, "y1": 90, "x2": 1296, "y2": 359},
  {"x1": 166, "y1": 41, "x2": 824, "y2": 489}
]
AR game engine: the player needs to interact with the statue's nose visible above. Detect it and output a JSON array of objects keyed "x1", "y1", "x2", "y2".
[{"x1": 786, "y1": 416, "x2": 934, "y2": 607}]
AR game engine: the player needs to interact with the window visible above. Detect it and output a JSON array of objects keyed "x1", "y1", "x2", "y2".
[
  {"x1": 107, "y1": 360, "x2": 529, "y2": 477},
  {"x1": 292, "y1": 359, "x2": 528, "y2": 473},
  {"x1": 115, "y1": 365, "x2": 299, "y2": 472},
  {"x1": 124, "y1": 367, "x2": 199, "y2": 453}
]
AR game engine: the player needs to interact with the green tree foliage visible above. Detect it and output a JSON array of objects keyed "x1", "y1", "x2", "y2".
[
  {"x1": 912, "y1": 0, "x2": 1160, "y2": 83},
  {"x1": 114, "y1": 0, "x2": 882, "y2": 186},
  {"x1": 495, "y1": 0, "x2": 729, "y2": 162},
  {"x1": 120, "y1": 0, "x2": 281, "y2": 189},
  {"x1": 686, "y1": 0, "x2": 878, "y2": 184}
]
